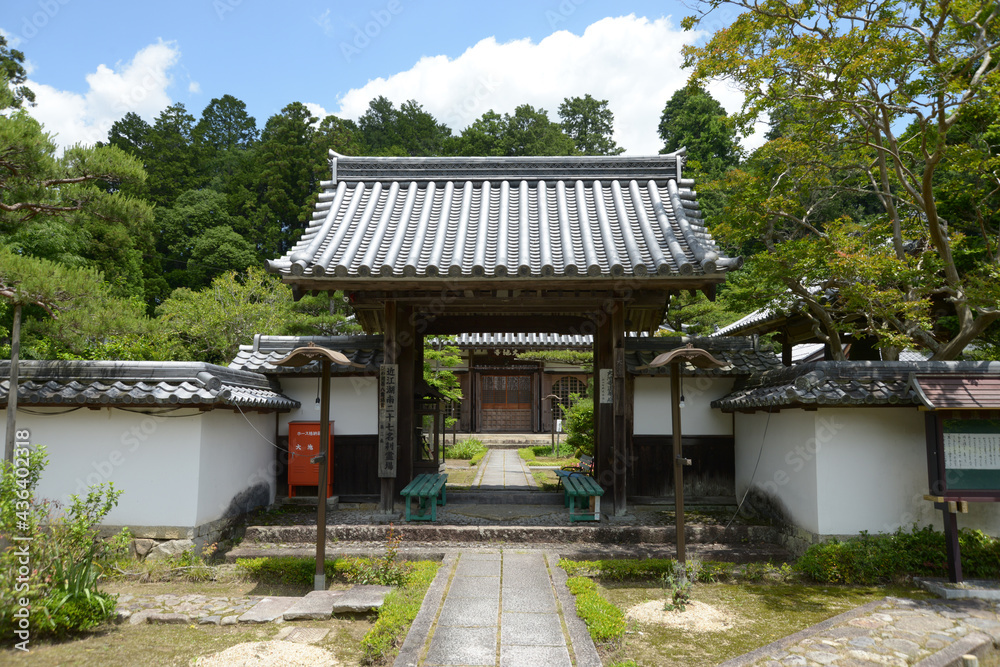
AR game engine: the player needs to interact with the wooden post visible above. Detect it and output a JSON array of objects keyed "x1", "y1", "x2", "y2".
[
  {"x1": 397, "y1": 305, "x2": 416, "y2": 487},
  {"x1": 944, "y1": 507, "x2": 963, "y2": 583},
  {"x1": 314, "y1": 357, "x2": 331, "y2": 590},
  {"x1": 672, "y1": 362, "x2": 686, "y2": 563},
  {"x1": 593, "y1": 314, "x2": 614, "y2": 500},
  {"x1": 379, "y1": 301, "x2": 398, "y2": 513},
  {"x1": 612, "y1": 301, "x2": 627, "y2": 516}
]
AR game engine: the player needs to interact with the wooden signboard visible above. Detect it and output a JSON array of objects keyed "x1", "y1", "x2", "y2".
[
  {"x1": 378, "y1": 364, "x2": 398, "y2": 478},
  {"x1": 940, "y1": 418, "x2": 1000, "y2": 492},
  {"x1": 599, "y1": 369, "x2": 613, "y2": 404}
]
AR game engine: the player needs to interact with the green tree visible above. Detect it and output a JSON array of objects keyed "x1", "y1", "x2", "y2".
[
  {"x1": 558, "y1": 94, "x2": 624, "y2": 155},
  {"x1": 454, "y1": 105, "x2": 577, "y2": 156},
  {"x1": 683, "y1": 0, "x2": 1000, "y2": 360},
  {"x1": 358, "y1": 96, "x2": 451, "y2": 156},
  {"x1": 156, "y1": 267, "x2": 301, "y2": 363},
  {"x1": 144, "y1": 103, "x2": 202, "y2": 206},
  {"x1": 0, "y1": 248, "x2": 103, "y2": 461},
  {"x1": 658, "y1": 84, "x2": 741, "y2": 179},
  {"x1": 0, "y1": 34, "x2": 34, "y2": 108},
  {"x1": 186, "y1": 225, "x2": 259, "y2": 287}
]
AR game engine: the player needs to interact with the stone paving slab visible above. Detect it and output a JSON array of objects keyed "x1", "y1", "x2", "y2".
[
  {"x1": 238, "y1": 596, "x2": 299, "y2": 623},
  {"x1": 331, "y1": 585, "x2": 392, "y2": 613},
  {"x1": 283, "y1": 590, "x2": 344, "y2": 620},
  {"x1": 275, "y1": 626, "x2": 331, "y2": 644}
]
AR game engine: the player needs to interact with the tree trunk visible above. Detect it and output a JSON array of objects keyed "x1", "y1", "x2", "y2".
[{"x1": 4, "y1": 303, "x2": 21, "y2": 463}]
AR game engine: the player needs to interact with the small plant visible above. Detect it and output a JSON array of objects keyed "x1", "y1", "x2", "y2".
[
  {"x1": 344, "y1": 524, "x2": 412, "y2": 587},
  {"x1": 661, "y1": 569, "x2": 692, "y2": 612},
  {"x1": 563, "y1": 397, "x2": 594, "y2": 457}
]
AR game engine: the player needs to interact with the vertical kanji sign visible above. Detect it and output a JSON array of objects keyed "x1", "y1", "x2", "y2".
[{"x1": 378, "y1": 364, "x2": 399, "y2": 477}]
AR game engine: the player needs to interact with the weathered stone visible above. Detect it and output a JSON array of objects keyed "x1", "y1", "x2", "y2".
[
  {"x1": 284, "y1": 628, "x2": 330, "y2": 644},
  {"x1": 132, "y1": 538, "x2": 156, "y2": 558},
  {"x1": 283, "y1": 591, "x2": 344, "y2": 620},
  {"x1": 892, "y1": 614, "x2": 953, "y2": 634},
  {"x1": 115, "y1": 609, "x2": 131, "y2": 623},
  {"x1": 198, "y1": 615, "x2": 221, "y2": 625},
  {"x1": 128, "y1": 609, "x2": 155, "y2": 625},
  {"x1": 146, "y1": 613, "x2": 190, "y2": 624},
  {"x1": 238, "y1": 597, "x2": 298, "y2": 623},
  {"x1": 882, "y1": 637, "x2": 920, "y2": 656},
  {"x1": 805, "y1": 651, "x2": 839, "y2": 665},
  {"x1": 221, "y1": 615, "x2": 238, "y2": 626},
  {"x1": 145, "y1": 539, "x2": 196, "y2": 562},
  {"x1": 331, "y1": 585, "x2": 392, "y2": 613}
]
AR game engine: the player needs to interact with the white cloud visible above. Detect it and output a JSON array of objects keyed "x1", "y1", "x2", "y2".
[
  {"x1": 26, "y1": 40, "x2": 180, "y2": 149},
  {"x1": 333, "y1": 15, "x2": 763, "y2": 156},
  {"x1": 188, "y1": 80, "x2": 201, "y2": 94},
  {"x1": 304, "y1": 102, "x2": 333, "y2": 123}
]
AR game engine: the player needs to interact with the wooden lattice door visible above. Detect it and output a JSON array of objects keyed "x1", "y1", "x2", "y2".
[{"x1": 479, "y1": 374, "x2": 533, "y2": 431}]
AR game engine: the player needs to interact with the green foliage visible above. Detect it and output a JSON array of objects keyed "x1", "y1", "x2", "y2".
[
  {"x1": 518, "y1": 441, "x2": 575, "y2": 462},
  {"x1": 563, "y1": 397, "x2": 595, "y2": 457},
  {"x1": 360, "y1": 560, "x2": 439, "y2": 664},
  {"x1": 358, "y1": 96, "x2": 451, "y2": 156},
  {"x1": 796, "y1": 526, "x2": 1000, "y2": 585},
  {"x1": 513, "y1": 349, "x2": 593, "y2": 369},
  {"x1": 658, "y1": 83, "x2": 742, "y2": 180},
  {"x1": 558, "y1": 94, "x2": 624, "y2": 156},
  {"x1": 661, "y1": 571, "x2": 692, "y2": 612},
  {"x1": 565, "y1": 576, "x2": 626, "y2": 644},
  {"x1": 424, "y1": 338, "x2": 463, "y2": 403},
  {"x1": 683, "y1": 0, "x2": 1000, "y2": 359},
  {"x1": 156, "y1": 266, "x2": 301, "y2": 363},
  {"x1": 0, "y1": 447, "x2": 123, "y2": 638},
  {"x1": 340, "y1": 525, "x2": 413, "y2": 587},
  {"x1": 444, "y1": 438, "x2": 487, "y2": 461},
  {"x1": 235, "y1": 556, "x2": 338, "y2": 587},
  {"x1": 454, "y1": 104, "x2": 578, "y2": 156}
]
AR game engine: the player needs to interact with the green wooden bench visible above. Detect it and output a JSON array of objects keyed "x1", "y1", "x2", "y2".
[
  {"x1": 400, "y1": 473, "x2": 448, "y2": 522},
  {"x1": 562, "y1": 473, "x2": 604, "y2": 522}
]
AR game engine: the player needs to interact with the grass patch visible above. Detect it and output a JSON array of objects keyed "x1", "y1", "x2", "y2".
[
  {"x1": 595, "y1": 579, "x2": 933, "y2": 666},
  {"x1": 565, "y1": 576, "x2": 626, "y2": 645},
  {"x1": 559, "y1": 558, "x2": 790, "y2": 584},
  {"x1": 532, "y1": 469, "x2": 560, "y2": 492},
  {"x1": 360, "y1": 560, "x2": 440, "y2": 664},
  {"x1": 443, "y1": 464, "x2": 476, "y2": 488}
]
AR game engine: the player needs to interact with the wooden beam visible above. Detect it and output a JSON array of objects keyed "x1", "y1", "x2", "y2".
[
  {"x1": 593, "y1": 311, "x2": 614, "y2": 502},
  {"x1": 419, "y1": 315, "x2": 591, "y2": 335}
]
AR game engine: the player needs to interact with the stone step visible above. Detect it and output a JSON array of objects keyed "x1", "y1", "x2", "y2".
[
  {"x1": 225, "y1": 541, "x2": 791, "y2": 564},
  {"x1": 230, "y1": 522, "x2": 781, "y2": 556},
  {"x1": 457, "y1": 433, "x2": 557, "y2": 449}
]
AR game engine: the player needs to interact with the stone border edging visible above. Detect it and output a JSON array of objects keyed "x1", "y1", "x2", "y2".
[
  {"x1": 716, "y1": 597, "x2": 891, "y2": 667},
  {"x1": 913, "y1": 632, "x2": 994, "y2": 667},
  {"x1": 546, "y1": 551, "x2": 602, "y2": 667},
  {"x1": 392, "y1": 553, "x2": 456, "y2": 667}
]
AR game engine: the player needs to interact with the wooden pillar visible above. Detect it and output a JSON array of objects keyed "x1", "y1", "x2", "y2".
[
  {"x1": 593, "y1": 311, "x2": 614, "y2": 500},
  {"x1": 944, "y1": 507, "x2": 963, "y2": 583},
  {"x1": 611, "y1": 301, "x2": 627, "y2": 516},
  {"x1": 379, "y1": 301, "x2": 398, "y2": 513},
  {"x1": 397, "y1": 305, "x2": 416, "y2": 487},
  {"x1": 781, "y1": 338, "x2": 792, "y2": 366},
  {"x1": 624, "y1": 362, "x2": 635, "y2": 507}
]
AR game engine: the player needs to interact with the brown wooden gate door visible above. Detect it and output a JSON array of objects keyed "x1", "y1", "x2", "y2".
[{"x1": 480, "y1": 374, "x2": 533, "y2": 431}]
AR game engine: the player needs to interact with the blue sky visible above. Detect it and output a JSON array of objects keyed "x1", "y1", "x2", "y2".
[{"x1": 2, "y1": 0, "x2": 754, "y2": 154}]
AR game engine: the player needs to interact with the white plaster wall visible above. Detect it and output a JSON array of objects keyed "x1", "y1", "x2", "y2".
[
  {"x1": 2, "y1": 407, "x2": 202, "y2": 527},
  {"x1": 195, "y1": 410, "x2": 276, "y2": 526},
  {"x1": 277, "y1": 376, "x2": 378, "y2": 435},
  {"x1": 814, "y1": 408, "x2": 937, "y2": 535},
  {"x1": 633, "y1": 376, "x2": 735, "y2": 435},
  {"x1": 734, "y1": 410, "x2": 820, "y2": 534}
]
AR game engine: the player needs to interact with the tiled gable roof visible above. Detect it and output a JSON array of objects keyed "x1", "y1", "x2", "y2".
[
  {"x1": 229, "y1": 335, "x2": 383, "y2": 374},
  {"x1": 626, "y1": 336, "x2": 783, "y2": 376},
  {"x1": 267, "y1": 153, "x2": 740, "y2": 281}
]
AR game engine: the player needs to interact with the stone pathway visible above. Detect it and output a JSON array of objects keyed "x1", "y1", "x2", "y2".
[
  {"x1": 472, "y1": 449, "x2": 536, "y2": 490},
  {"x1": 116, "y1": 586, "x2": 390, "y2": 626},
  {"x1": 393, "y1": 549, "x2": 599, "y2": 667},
  {"x1": 724, "y1": 596, "x2": 1000, "y2": 667}
]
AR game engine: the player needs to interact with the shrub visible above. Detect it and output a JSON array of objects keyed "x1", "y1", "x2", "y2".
[
  {"x1": 0, "y1": 447, "x2": 123, "y2": 639},
  {"x1": 565, "y1": 576, "x2": 626, "y2": 643},
  {"x1": 444, "y1": 438, "x2": 487, "y2": 461},
  {"x1": 796, "y1": 525, "x2": 1000, "y2": 584},
  {"x1": 342, "y1": 524, "x2": 412, "y2": 587},
  {"x1": 563, "y1": 398, "x2": 594, "y2": 457},
  {"x1": 661, "y1": 571, "x2": 692, "y2": 612}
]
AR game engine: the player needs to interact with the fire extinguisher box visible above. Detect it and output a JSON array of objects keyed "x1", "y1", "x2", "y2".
[{"x1": 287, "y1": 421, "x2": 334, "y2": 498}]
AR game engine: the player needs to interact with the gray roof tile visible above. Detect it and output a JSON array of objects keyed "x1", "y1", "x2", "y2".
[
  {"x1": 626, "y1": 336, "x2": 783, "y2": 376},
  {"x1": 0, "y1": 361, "x2": 298, "y2": 411},
  {"x1": 267, "y1": 153, "x2": 740, "y2": 281},
  {"x1": 713, "y1": 360, "x2": 1000, "y2": 411},
  {"x1": 229, "y1": 335, "x2": 383, "y2": 374}
]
